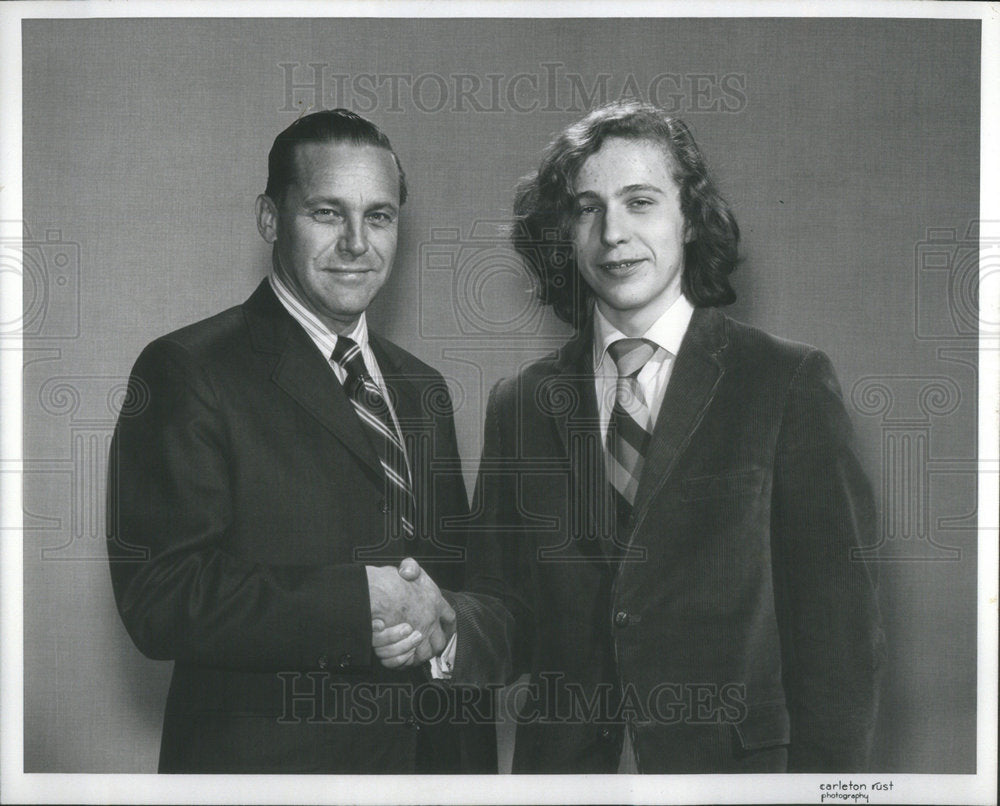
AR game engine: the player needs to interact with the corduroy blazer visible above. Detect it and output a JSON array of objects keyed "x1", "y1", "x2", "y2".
[{"x1": 450, "y1": 306, "x2": 885, "y2": 773}]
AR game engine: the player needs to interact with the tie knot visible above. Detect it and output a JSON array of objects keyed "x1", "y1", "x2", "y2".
[
  {"x1": 330, "y1": 336, "x2": 371, "y2": 398},
  {"x1": 331, "y1": 335, "x2": 363, "y2": 369},
  {"x1": 607, "y1": 338, "x2": 656, "y2": 378}
]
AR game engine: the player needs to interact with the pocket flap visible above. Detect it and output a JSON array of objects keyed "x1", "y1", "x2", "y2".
[
  {"x1": 732, "y1": 700, "x2": 790, "y2": 750},
  {"x1": 681, "y1": 468, "x2": 763, "y2": 501}
]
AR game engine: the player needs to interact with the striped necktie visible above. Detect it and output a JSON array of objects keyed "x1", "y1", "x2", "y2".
[
  {"x1": 605, "y1": 338, "x2": 657, "y2": 509},
  {"x1": 331, "y1": 336, "x2": 415, "y2": 539}
]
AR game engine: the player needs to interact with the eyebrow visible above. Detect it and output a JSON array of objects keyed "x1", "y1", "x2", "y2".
[
  {"x1": 574, "y1": 183, "x2": 664, "y2": 200},
  {"x1": 302, "y1": 195, "x2": 399, "y2": 214}
]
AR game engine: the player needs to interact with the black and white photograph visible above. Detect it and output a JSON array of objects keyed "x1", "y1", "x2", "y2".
[{"x1": 1, "y1": 1, "x2": 996, "y2": 804}]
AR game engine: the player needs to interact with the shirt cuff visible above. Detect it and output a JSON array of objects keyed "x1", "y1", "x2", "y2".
[{"x1": 428, "y1": 632, "x2": 457, "y2": 679}]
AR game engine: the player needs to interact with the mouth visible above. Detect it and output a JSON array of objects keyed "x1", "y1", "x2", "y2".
[
  {"x1": 598, "y1": 258, "x2": 645, "y2": 274},
  {"x1": 324, "y1": 267, "x2": 373, "y2": 277}
]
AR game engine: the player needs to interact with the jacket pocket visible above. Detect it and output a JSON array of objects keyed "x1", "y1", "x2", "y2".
[
  {"x1": 681, "y1": 468, "x2": 763, "y2": 502},
  {"x1": 731, "y1": 699, "x2": 790, "y2": 751}
]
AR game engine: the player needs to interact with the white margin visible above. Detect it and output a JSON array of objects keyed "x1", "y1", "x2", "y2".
[
  {"x1": 977, "y1": 5, "x2": 1000, "y2": 799},
  {"x1": 1, "y1": 1, "x2": 997, "y2": 805},
  {"x1": 0, "y1": 0, "x2": 26, "y2": 799}
]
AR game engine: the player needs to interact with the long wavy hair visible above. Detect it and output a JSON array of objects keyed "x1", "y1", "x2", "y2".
[{"x1": 512, "y1": 101, "x2": 740, "y2": 329}]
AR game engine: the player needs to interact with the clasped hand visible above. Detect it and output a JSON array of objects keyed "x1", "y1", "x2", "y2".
[{"x1": 367, "y1": 558, "x2": 450, "y2": 668}]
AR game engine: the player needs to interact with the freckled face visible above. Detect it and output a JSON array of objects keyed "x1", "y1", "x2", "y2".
[
  {"x1": 256, "y1": 141, "x2": 400, "y2": 333},
  {"x1": 572, "y1": 137, "x2": 690, "y2": 336}
]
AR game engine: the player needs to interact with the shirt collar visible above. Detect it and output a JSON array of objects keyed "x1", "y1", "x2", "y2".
[
  {"x1": 269, "y1": 272, "x2": 369, "y2": 357},
  {"x1": 592, "y1": 294, "x2": 695, "y2": 370}
]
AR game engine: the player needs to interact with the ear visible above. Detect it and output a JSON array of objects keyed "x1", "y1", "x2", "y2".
[
  {"x1": 683, "y1": 217, "x2": 695, "y2": 244},
  {"x1": 255, "y1": 194, "x2": 279, "y2": 244}
]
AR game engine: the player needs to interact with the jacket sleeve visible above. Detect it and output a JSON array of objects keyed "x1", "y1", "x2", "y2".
[
  {"x1": 771, "y1": 349, "x2": 886, "y2": 772},
  {"x1": 447, "y1": 381, "x2": 533, "y2": 687},
  {"x1": 106, "y1": 337, "x2": 372, "y2": 673}
]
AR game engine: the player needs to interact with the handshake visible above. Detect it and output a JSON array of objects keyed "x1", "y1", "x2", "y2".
[{"x1": 366, "y1": 558, "x2": 451, "y2": 669}]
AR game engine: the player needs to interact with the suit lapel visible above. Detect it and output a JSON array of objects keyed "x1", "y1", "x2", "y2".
[
  {"x1": 630, "y1": 307, "x2": 728, "y2": 525},
  {"x1": 369, "y1": 335, "x2": 430, "y2": 527},
  {"x1": 369, "y1": 335, "x2": 423, "y2": 434},
  {"x1": 242, "y1": 280, "x2": 383, "y2": 480},
  {"x1": 549, "y1": 320, "x2": 601, "y2": 456},
  {"x1": 547, "y1": 323, "x2": 609, "y2": 563},
  {"x1": 550, "y1": 311, "x2": 728, "y2": 559}
]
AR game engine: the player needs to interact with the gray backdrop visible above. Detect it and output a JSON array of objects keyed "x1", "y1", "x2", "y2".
[{"x1": 20, "y1": 17, "x2": 980, "y2": 773}]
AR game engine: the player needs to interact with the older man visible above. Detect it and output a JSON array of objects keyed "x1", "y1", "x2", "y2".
[
  {"x1": 377, "y1": 102, "x2": 885, "y2": 774},
  {"x1": 107, "y1": 109, "x2": 495, "y2": 773}
]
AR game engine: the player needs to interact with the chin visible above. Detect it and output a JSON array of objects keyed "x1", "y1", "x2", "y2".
[{"x1": 602, "y1": 292, "x2": 647, "y2": 312}]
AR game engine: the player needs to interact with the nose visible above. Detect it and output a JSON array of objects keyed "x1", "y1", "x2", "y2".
[
  {"x1": 337, "y1": 217, "x2": 368, "y2": 258},
  {"x1": 599, "y1": 205, "x2": 628, "y2": 248}
]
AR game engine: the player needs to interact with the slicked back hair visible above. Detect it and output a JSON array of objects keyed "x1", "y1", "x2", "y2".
[{"x1": 264, "y1": 108, "x2": 407, "y2": 205}]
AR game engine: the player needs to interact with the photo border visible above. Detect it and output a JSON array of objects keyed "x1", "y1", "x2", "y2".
[{"x1": 1, "y1": 2, "x2": 996, "y2": 804}]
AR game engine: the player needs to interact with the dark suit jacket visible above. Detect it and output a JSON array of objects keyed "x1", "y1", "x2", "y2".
[
  {"x1": 450, "y1": 306, "x2": 885, "y2": 773},
  {"x1": 107, "y1": 279, "x2": 495, "y2": 773}
]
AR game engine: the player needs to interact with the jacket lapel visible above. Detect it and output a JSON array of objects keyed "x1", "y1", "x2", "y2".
[
  {"x1": 630, "y1": 306, "x2": 728, "y2": 526},
  {"x1": 369, "y1": 335, "x2": 423, "y2": 435},
  {"x1": 370, "y1": 336, "x2": 469, "y2": 562},
  {"x1": 549, "y1": 321, "x2": 601, "y2": 459},
  {"x1": 369, "y1": 334, "x2": 432, "y2": 525},
  {"x1": 242, "y1": 280, "x2": 383, "y2": 480},
  {"x1": 547, "y1": 323, "x2": 609, "y2": 563}
]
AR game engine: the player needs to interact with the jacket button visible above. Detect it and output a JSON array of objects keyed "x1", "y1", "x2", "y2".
[
  {"x1": 318, "y1": 655, "x2": 329, "y2": 670},
  {"x1": 614, "y1": 610, "x2": 629, "y2": 627},
  {"x1": 338, "y1": 653, "x2": 352, "y2": 669},
  {"x1": 599, "y1": 727, "x2": 616, "y2": 742}
]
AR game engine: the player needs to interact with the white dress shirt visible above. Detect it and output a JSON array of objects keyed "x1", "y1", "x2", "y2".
[
  {"x1": 592, "y1": 294, "x2": 695, "y2": 441},
  {"x1": 270, "y1": 273, "x2": 383, "y2": 394}
]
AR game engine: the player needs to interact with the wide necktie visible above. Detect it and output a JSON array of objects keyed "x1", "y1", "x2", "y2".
[
  {"x1": 330, "y1": 336, "x2": 415, "y2": 539},
  {"x1": 605, "y1": 338, "x2": 657, "y2": 510}
]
